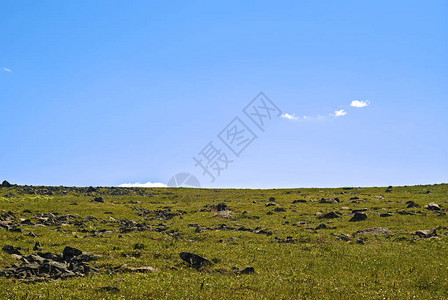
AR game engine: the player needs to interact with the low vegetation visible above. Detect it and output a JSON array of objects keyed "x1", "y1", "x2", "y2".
[{"x1": 1, "y1": 182, "x2": 447, "y2": 299}]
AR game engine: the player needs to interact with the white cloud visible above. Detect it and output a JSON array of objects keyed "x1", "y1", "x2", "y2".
[
  {"x1": 118, "y1": 181, "x2": 167, "y2": 188},
  {"x1": 334, "y1": 109, "x2": 347, "y2": 117},
  {"x1": 281, "y1": 113, "x2": 299, "y2": 120},
  {"x1": 350, "y1": 100, "x2": 370, "y2": 108},
  {"x1": 2, "y1": 67, "x2": 12, "y2": 72}
]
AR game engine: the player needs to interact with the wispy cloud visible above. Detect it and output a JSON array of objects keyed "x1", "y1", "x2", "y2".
[
  {"x1": 2, "y1": 67, "x2": 12, "y2": 72},
  {"x1": 334, "y1": 109, "x2": 347, "y2": 117},
  {"x1": 350, "y1": 100, "x2": 370, "y2": 108},
  {"x1": 118, "y1": 181, "x2": 167, "y2": 188},
  {"x1": 281, "y1": 113, "x2": 299, "y2": 121}
]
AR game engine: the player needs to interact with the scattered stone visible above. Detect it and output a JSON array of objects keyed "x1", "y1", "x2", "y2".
[
  {"x1": 314, "y1": 223, "x2": 329, "y2": 230},
  {"x1": 240, "y1": 267, "x2": 255, "y2": 275},
  {"x1": 92, "y1": 197, "x2": 105, "y2": 203},
  {"x1": 0, "y1": 246, "x2": 98, "y2": 281},
  {"x1": 273, "y1": 236, "x2": 295, "y2": 243},
  {"x1": 416, "y1": 229, "x2": 437, "y2": 238},
  {"x1": 86, "y1": 186, "x2": 97, "y2": 193},
  {"x1": 319, "y1": 198, "x2": 340, "y2": 204},
  {"x1": 180, "y1": 252, "x2": 212, "y2": 269},
  {"x1": 2, "y1": 245, "x2": 22, "y2": 255},
  {"x1": 292, "y1": 199, "x2": 307, "y2": 204},
  {"x1": 335, "y1": 234, "x2": 351, "y2": 241},
  {"x1": 352, "y1": 208, "x2": 368, "y2": 213},
  {"x1": 273, "y1": 207, "x2": 286, "y2": 212},
  {"x1": 1, "y1": 180, "x2": 12, "y2": 188},
  {"x1": 406, "y1": 201, "x2": 420, "y2": 208},
  {"x1": 214, "y1": 211, "x2": 232, "y2": 219},
  {"x1": 424, "y1": 202, "x2": 440, "y2": 211},
  {"x1": 98, "y1": 286, "x2": 120, "y2": 293},
  {"x1": 380, "y1": 213, "x2": 393, "y2": 217},
  {"x1": 319, "y1": 212, "x2": 340, "y2": 219},
  {"x1": 211, "y1": 203, "x2": 230, "y2": 212},
  {"x1": 350, "y1": 212, "x2": 367, "y2": 222},
  {"x1": 265, "y1": 203, "x2": 276, "y2": 207},
  {"x1": 356, "y1": 227, "x2": 391, "y2": 235},
  {"x1": 269, "y1": 197, "x2": 276, "y2": 202},
  {"x1": 33, "y1": 242, "x2": 42, "y2": 251},
  {"x1": 133, "y1": 243, "x2": 145, "y2": 250},
  {"x1": 292, "y1": 222, "x2": 307, "y2": 226}
]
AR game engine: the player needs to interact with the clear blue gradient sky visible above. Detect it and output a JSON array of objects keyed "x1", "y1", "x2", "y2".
[{"x1": 1, "y1": 1, "x2": 447, "y2": 188}]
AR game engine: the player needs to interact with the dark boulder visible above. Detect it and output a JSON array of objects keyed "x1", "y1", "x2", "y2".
[
  {"x1": 1, "y1": 180, "x2": 12, "y2": 188},
  {"x1": 179, "y1": 252, "x2": 212, "y2": 269},
  {"x1": 406, "y1": 201, "x2": 420, "y2": 208},
  {"x1": 319, "y1": 212, "x2": 340, "y2": 219},
  {"x1": 240, "y1": 267, "x2": 255, "y2": 274},
  {"x1": 2, "y1": 245, "x2": 22, "y2": 255},
  {"x1": 350, "y1": 212, "x2": 367, "y2": 222},
  {"x1": 92, "y1": 197, "x2": 105, "y2": 203}
]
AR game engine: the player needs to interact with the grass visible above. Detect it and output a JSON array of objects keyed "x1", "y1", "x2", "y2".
[{"x1": 0, "y1": 184, "x2": 447, "y2": 299}]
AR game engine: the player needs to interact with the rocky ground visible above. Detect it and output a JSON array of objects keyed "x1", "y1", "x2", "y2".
[{"x1": 0, "y1": 181, "x2": 447, "y2": 299}]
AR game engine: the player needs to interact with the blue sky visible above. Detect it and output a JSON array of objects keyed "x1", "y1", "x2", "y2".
[{"x1": 1, "y1": 1, "x2": 447, "y2": 188}]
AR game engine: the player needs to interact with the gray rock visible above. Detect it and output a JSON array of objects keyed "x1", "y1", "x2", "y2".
[
  {"x1": 424, "y1": 202, "x2": 440, "y2": 211},
  {"x1": 416, "y1": 229, "x2": 437, "y2": 238},
  {"x1": 356, "y1": 227, "x2": 391, "y2": 235}
]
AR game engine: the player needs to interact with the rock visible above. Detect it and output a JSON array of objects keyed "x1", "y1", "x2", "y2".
[
  {"x1": 380, "y1": 213, "x2": 393, "y2": 217},
  {"x1": 33, "y1": 242, "x2": 42, "y2": 251},
  {"x1": 240, "y1": 267, "x2": 255, "y2": 275},
  {"x1": 273, "y1": 236, "x2": 295, "y2": 243},
  {"x1": 335, "y1": 234, "x2": 351, "y2": 241},
  {"x1": 350, "y1": 212, "x2": 367, "y2": 222},
  {"x1": 2, "y1": 245, "x2": 22, "y2": 255},
  {"x1": 273, "y1": 207, "x2": 286, "y2": 212},
  {"x1": 315, "y1": 223, "x2": 328, "y2": 230},
  {"x1": 98, "y1": 286, "x2": 120, "y2": 293},
  {"x1": 265, "y1": 202, "x2": 276, "y2": 207},
  {"x1": 86, "y1": 186, "x2": 97, "y2": 193},
  {"x1": 416, "y1": 229, "x2": 437, "y2": 238},
  {"x1": 406, "y1": 201, "x2": 420, "y2": 208},
  {"x1": 92, "y1": 197, "x2": 105, "y2": 203},
  {"x1": 62, "y1": 246, "x2": 83, "y2": 260},
  {"x1": 319, "y1": 198, "x2": 340, "y2": 204},
  {"x1": 1, "y1": 180, "x2": 12, "y2": 187},
  {"x1": 179, "y1": 252, "x2": 212, "y2": 269},
  {"x1": 319, "y1": 212, "x2": 340, "y2": 219},
  {"x1": 352, "y1": 208, "x2": 368, "y2": 213},
  {"x1": 356, "y1": 227, "x2": 391, "y2": 235},
  {"x1": 211, "y1": 203, "x2": 229, "y2": 212},
  {"x1": 0, "y1": 247, "x2": 97, "y2": 281},
  {"x1": 292, "y1": 199, "x2": 307, "y2": 203},
  {"x1": 269, "y1": 197, "x2": 276, "y2": 202},
  {"x1": 424, "y1": 202, "x2": 440, "y2": 211},
  {"x1": 121, "y1": 266, "x2": 158, "y2": 273}
]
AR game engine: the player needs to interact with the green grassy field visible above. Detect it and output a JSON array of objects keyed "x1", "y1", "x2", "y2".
[{"x1": 0, "y1": 184, "x2": 447, "y2": 299}]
